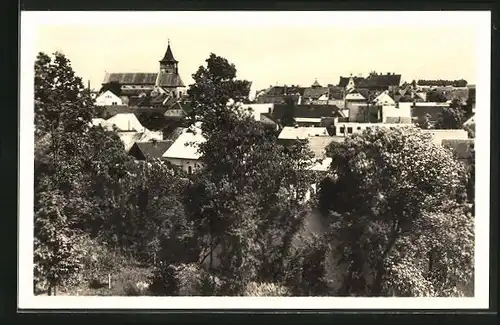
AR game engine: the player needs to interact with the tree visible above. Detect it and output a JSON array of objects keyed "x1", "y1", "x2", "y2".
[
  {"x1": 100, "y1": 81, "x2": 122, "y2": 97},
  {"x1": 319, "y1": 126, "x2": 472, "y2": 296},
  {"x1": 178, "y1": 54, "x2": 316, "y2": 295},
  {"x1": 435, "y1": 99, "x2": 466, "y2": 129},
  {"x1": 416, "y1": 113, "x2": 432, "y2": 129},
  {"x1": 34, "y1": 190, "x2": 83, "y2": 295},
  {"x1": 34, "y1": 52, "x2": 95, "y2": 137},
  {"x1": 187, "y1": 53, "x2": 252, "y2": 135},
  {"x1": 426, "y1": 89, "x2": 448, "y2": 103}
]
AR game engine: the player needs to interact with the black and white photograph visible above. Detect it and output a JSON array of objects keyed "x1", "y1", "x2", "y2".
[{"x1": 19, "y1": 11, "x2": 491, "y2": 310}]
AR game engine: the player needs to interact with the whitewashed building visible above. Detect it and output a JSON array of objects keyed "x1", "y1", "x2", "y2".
[{"x1": 95, "y1": 90, "x2": 123, "y2": 106}]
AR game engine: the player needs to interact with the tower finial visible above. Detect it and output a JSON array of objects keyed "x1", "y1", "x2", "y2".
[{"x1": 168, "y1": 38, "x2": 170, "y2": 46}]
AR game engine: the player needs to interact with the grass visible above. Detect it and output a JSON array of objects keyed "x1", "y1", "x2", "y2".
[{"x1": 35, "y1": 264, "x2": 154, "y2": 296}]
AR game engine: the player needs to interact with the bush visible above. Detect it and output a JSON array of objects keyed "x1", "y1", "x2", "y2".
[
  {"x1": 243, "y1": 282, "x2": 291, "y2": 296},
  {"x1": 149, "y1": 263, "x2": 222, "y2": 296}
]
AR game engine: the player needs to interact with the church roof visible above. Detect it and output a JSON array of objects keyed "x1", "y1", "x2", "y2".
[
  {"x1": 160, "y1": 43, "x2": 178, "y2": 63},
  {"x1": 103, "y1": 73, "x2": 157, "y2": 85},
  {"x1": 156, "y1": 73, "x2": 185, "y2": 88}
]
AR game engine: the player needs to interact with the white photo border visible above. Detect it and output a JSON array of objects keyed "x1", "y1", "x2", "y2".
[{"x1": 19, "y1": 10, "x2": 491, "y2": 310}]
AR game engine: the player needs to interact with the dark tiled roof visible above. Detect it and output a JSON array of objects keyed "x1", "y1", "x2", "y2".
[
  {"x1": 357, "y1": 88, "x2": 371, "y2": 99},
  {"x1": 442, "y1": 139, "x2": 474, "y2": 160},
  {"x1": 303, "y1": 87, "x2": 329, "y2": 100},
  {"x1": 271, "y1": 104, "x2": 339, "y2": 121},
  {"x1": 132, "y1": 140, "x2": 174, "y2": 160},
  {"x1": 160, "y1": 43, "x2": 177, "y2": 63},
  {"x1": 103, "y1": 73, "x2": 157, "y2": 85},
  {"x1": 264, "y1": 86, "x2": 306, "y2": 97},
  {"x1": 156, "y1": 73, "x2": 185, "y2": 87},
  {"x1": 328, "y1": 86, "x2": 344, "y2": 100},
  {"x1": 338, "y1": 76, "x2": 365, "y2": 88},
  {"x1": 358, "y1": 74, "x2": 401, "y2": 89}
]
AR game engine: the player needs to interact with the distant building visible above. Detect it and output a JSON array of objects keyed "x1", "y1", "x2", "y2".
[
  {"x1": 95, "y1": 90, "x2": 123, "y2": 106},
  {"x1": 255, "y1": 85, "x2": 305, "y2": 104},
  {"x1": 338, "y1": 72, "x2": 401, "y2": 92},
  {"x1": 101, "y1": 40, "x2": 186, "y2": 105},
  {"x1": 162, "y1": 126, "x2": 206, "y2": 174},
  {"x1": 91, "y1": 113, "x2": 163, "y2": 152},
  {"x1": 129, "y1": 139, "x2": 174, "y2": 161}
]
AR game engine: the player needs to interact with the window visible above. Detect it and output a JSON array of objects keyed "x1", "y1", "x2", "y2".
[
  {"x1": 112, "y1": 102, "x2": 117, "y2": 105},
  {"x1": 188, "y1": 166, "x2": 192, "y2": 175},
  {"x1": 347, "y1": 127, "x2": 353, "y2": 134},
  {"x1": 357, "y1": 126, "x2": 361, "y2": 130},
  {"x1": 339, "y1": 127, "x2": 345, "y2": 134}
]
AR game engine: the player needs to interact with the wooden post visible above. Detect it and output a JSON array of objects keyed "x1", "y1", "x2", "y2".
[
  {"x1": 108, "y1": 274, "x2": 111, "y2": 289},
  {"x1": 153, "y1": 252, "x2": 156, "y2": 265}
]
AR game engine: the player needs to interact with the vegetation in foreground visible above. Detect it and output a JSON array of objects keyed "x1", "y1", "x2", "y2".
[{"x1": 33, "y1": 52, "x2": 474, "y2": 297}]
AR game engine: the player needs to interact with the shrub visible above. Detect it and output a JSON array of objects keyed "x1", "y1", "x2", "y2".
[
  {"x1": 243, "y1": 282, "x2": 291, "y2": 296},
  {"x1": 149, "y1": 263, "x2": 222, "y2": 296}
]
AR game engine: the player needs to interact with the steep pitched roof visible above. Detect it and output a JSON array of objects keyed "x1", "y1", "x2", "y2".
[
  {"x1": 303, "y1": 86, "x2": 329, "y2": 100},
  {"x1": 131, "y1": 140, "x2": 174, "y2": 160},
  {"x1": 160, "y1": 43, "x2": 178, "y2": 63},
  {"x1": 338, "y1": 76, "x2": 365, "y2": 88},
  {"x1": 156, "y1": 73, "x2": 185, "y2": 88},
  {"x1": 103, "y1": 73, "x2": 157, "y2": 85},
  {"x1": 162, "y1": 126, "x2": 206, "y2": 160},
  {"x1": 118, "y1": 131, "x2": 163, "y2": 152},
  {"x1": 358, "y1": 74, "x2": 401, "y2": 89},
  {"x1": 106, "y1": 113, "x2": 147, "y2": 132},
  {"x1": 328, "y1": 86, "x2": 344, "y2": 100},
  {"x1": 312, "y1": 79, "x2": 322, "y2": 87}
]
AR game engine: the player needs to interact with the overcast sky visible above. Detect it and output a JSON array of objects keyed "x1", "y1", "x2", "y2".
[{"x1": 32, "y1": 11, "x2": 480, "y2": 96}]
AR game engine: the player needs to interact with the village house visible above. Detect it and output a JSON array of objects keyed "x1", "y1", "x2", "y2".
[
  {"x1": 254, "y1": 84, "x2": 305, "y2": 105},
  {"x1": 91, "y1": 113, "x2": 163, "y2": 152},
  {"x1": 95, "y1": 90, "x2": 123, "y2": 106},
  {"x1": 129, "y1": 139, "x2": 175, "y2": 161},
  {"x1": 261, "y1": 103, "x2": 344, "y2": 128},
  {"x1": 338, "y1": 72, "x2": 401, "y2": 92},
  {"x1": 162, "y1": 125, "x2": 206, "y2": 174}
]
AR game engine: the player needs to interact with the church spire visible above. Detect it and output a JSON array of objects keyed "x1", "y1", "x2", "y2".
[{"x1": 160, "y1": 39, "x2": 178, "y2": 63}]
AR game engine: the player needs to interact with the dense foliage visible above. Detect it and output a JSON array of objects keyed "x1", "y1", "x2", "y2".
[
  {"x1": 320, "y1": 126, "x2": 473, "y2": 296},
  {"x1": 33, "y1": 51, "x2": 475, "y2": 298}
]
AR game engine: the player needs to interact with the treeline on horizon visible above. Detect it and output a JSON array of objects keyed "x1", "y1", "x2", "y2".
[{"x1": 416, "y1": 79, "x2": 468, "y2": 87}]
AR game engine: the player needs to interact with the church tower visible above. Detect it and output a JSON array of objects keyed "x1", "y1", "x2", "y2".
[{"x1": 155, "y1": 40, "x2": 186, "y2": 98}]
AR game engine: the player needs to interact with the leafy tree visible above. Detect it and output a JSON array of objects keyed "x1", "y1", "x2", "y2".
[
  {"x1": 426, "y1": 89, "x2": 448, "y2": 103},
  {"x1": 187, "y1": 53, "x2": 252, "y2": 134},
  {"x1": 100, "y1": 81, "x2": 122, "y2": 97},
  {"x1": 180, "y1": 54, "x2": 316, "y2": 295},
  {"x1": 34, "y1": 190, "x2": 84, "y2": 295},
  {"x1": 435, "y1": 99, "x2": 466, "y2": 129},
  {"x1": 416, "y1": 113, "x2": 432, "y2": 129},
  {"x1": 34, "y1": 52, "x2": 95, "y2": 137},
  {"x1": 319, "y1": 126, "x2": 472, "y2": 296}
]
